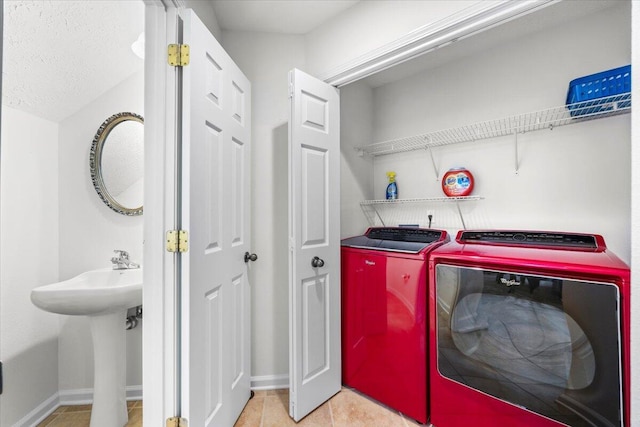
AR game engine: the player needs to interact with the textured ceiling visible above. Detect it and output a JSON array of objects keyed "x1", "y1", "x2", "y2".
[
  {"x1": 211, "y1": 0, "x2": 359, "y2": 34},
  {"x1": 2, "y1": 0, "x2": 144, "y2": 123}
]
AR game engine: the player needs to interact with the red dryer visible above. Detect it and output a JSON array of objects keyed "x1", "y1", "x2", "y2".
[
  {"x1": 429, "y1": 230, "x2": 630, "y2": 427},
  {"x1": 341, "y1": 227, "x2": 449, "y2": 424}
]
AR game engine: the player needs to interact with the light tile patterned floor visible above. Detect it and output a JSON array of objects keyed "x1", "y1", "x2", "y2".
[
  {"x1": 37, "y1": 401, "x2": 142, "y2": 427},
  {"x1": 36, "y1": 388, "x2": 426, "y2": 426},
  {"x1": 235, "y1": 388, "x2": 425, "y2": 427}
]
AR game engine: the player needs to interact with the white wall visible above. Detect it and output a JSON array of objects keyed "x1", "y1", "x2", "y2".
[
  {"x1": 221, "y1": 31, "x2": 306, "y2": 383},
  {"x1": 304, "y1": 0, "x2": 480, "y2": 77},
  {"x1": 217, "y1": 1, "x2": 493, "y2": 385},
  {"x1": 0, "y1": 107, "x2": 60, "y2": 426},
  {"x1": 370, "y1": 2, "x2": 631, "y2": 263},
  {"x1": 202, "y1": 5, "x2": 636, "y2": 417},
  {"x1": 57, "y1": 70, "x2": 144, "y2": 392},
  {"x1": 630, "y1": 1, "x2": 639, "y2": 423},
  {"x1": 184, "y1": 0, "x2": 221, "y2": 41},
  {"x1": 340, "y1": 81, "x2": 374, "y2": 238},
  {"x1": 199, "y1": 1, "x2": 640, "y2": 422}
]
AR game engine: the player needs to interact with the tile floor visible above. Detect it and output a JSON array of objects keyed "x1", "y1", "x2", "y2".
[
  {"x1": 37, "y1": 401, "x2": 142, "y2": 427},
  {"x1": 236, "y1": 388, "x2": 424, "y2": 427},
  {"x1": 35, "y1": 387, "x2": 426, "y2": 426}
]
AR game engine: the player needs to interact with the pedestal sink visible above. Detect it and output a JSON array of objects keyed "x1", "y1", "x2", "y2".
[{"x1": 31, "y1": 267, "x2": 142, "y2": 427}]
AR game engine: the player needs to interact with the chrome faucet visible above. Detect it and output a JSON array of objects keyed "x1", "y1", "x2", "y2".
[{"x1": 111, "y1": 250, "x2": 140, "y2": 270}]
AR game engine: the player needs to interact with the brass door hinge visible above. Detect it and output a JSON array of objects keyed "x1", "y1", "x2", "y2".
[
  {"x1": 168, "y1": 44, "x2": 190, "y2": 67},
  {"x1": 166, "y1": 417, "x2": 188, "y2": 427},
  {"x1": 166, "y1": 230, "x2": 189, "y2": 253}
]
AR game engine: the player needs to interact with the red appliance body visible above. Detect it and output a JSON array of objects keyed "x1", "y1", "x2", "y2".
[
  {"x1": 341, "y1": 227, "x2": 449, "y2": 424},
  {"x1": 429, "y1": 230, "x2": 630, "y2": 427}
]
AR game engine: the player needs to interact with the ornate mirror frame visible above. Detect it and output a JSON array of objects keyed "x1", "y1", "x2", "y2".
[{"x1": 90, "y1": 112, "x2": 144, "y2": 216}]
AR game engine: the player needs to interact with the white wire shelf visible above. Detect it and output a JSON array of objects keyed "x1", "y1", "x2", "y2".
[
  {"x1": 360, "y1": 196, "x2": 483, "y2": 229},
  {"x1": 361, "y1": 196, "x2": 482, "y2": 205},
  {"x1": 356, "y1": 93, "x2": 631, "y2": 157}
]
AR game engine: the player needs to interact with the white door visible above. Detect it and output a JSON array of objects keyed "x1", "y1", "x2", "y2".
[
  {"x1": 181, "y1": 9, "x2": 252, "y2": 427},
  {"x1": 288, "y1": 68, "x2": 341, "y2": 421}
]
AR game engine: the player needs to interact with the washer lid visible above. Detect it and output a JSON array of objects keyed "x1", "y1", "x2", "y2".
[{"x1": 341, "y1": 227, "x2": 446, "y2": 253}]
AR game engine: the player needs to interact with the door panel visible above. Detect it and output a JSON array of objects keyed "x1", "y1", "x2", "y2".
[
  {"x1": 204, "y1": 286, "x2": 223, "y2": 421},
  {"x1": 205, "y1": 55, "x2": 222, "y2": 105},
  {"x1": 205, "y1": 123, "x2": 222, "y2": 253},
  {"x1": 301, "y1": 146, "x2": 328, "y2": 246},
  {"x1": 302, "y1": 274, "x2": 330, "y2": 382},
  {"x1": 289, "y1": 68, "x2": 340, "y2": 422},
  {"x1": 231, "y1": 82, "x2": 246, "y2": 125},
  {"x1": 301, "y1": 91, "x2": 329, "y2": 132},
  {"x1": 181, "y1": 9, "x2": 251, "y2": 427},
  {"x1": 231, "y1": 138, "x2": 245, "y2": 245},
  {"x1": 231, "y1": 273, "x2": 244, "y2": 386}
]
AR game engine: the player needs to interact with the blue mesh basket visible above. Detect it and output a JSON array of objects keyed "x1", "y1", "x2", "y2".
[{"x1": 566, "y1": 65, "x2": 631, "y2": 117}]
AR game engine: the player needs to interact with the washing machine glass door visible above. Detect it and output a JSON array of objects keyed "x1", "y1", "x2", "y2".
[{"x1": 435, "y1": 265, "x2": 622, "y2": 427}]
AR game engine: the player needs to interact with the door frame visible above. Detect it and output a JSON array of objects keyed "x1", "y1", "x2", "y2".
[
  {"x1": 142, "y1": 0, "x2": 182, "y2": 425},
  {"x1": 142, "y1": 1, "x2": 572, "y2": 425}
]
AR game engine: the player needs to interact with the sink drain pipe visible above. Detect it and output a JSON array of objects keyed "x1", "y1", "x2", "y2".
[{"x1": 125, "y1": 305, "x2": 143, "y2": 330}]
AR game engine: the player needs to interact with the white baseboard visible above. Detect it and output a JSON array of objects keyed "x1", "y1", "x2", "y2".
[
  {"x1": 126, "y1": 385, "x2": 143, "y2": 401},
  {"x1": 13, "y1": 392, "x2": 59, "y2": 427},
  {"x1": 250, "y1": 374, "x2": 289, "y2": 391},
  {"x1": 59, "y1": 385, "x2": 143, "y2": 405},
  {"x1": 19, "y1": 379, "x2": 285, "y2": 426},
  {"x1": 14, "y1": 386, "x2": 143, "y2": 427},
  {"x1": 59, "y1": 388, "x2": 93, "y2": 405}
]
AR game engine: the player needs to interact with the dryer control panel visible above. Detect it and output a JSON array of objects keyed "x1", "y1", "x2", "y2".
[{"x1": 457, "y1": 230, "x2": 603, "y2": 250}]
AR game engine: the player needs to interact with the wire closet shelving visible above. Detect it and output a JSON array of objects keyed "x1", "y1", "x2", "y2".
[{"x1": 357, "y1": 93, "x2": 631, "y2": 228}]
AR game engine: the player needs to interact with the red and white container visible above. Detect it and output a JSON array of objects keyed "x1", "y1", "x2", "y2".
[{"x1": 442, "y1": 167, "x2": 474, "y2": 197}]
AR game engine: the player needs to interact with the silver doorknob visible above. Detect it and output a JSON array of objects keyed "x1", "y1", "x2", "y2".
[
  {"x1": 311, "y1": 256, "x2": 325, "y2": 268},
  {"x1": 244, "y1": 252, "x2": 258, "y2": 263}
]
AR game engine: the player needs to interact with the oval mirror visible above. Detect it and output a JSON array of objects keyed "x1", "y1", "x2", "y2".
[{"x1": 90, "y1": 112, "x2": 144, "y2": 216}]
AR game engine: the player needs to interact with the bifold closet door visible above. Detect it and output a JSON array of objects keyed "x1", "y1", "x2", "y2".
[{"x1": 288, "y1": 68, "x2": 341, "y2": 422}]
